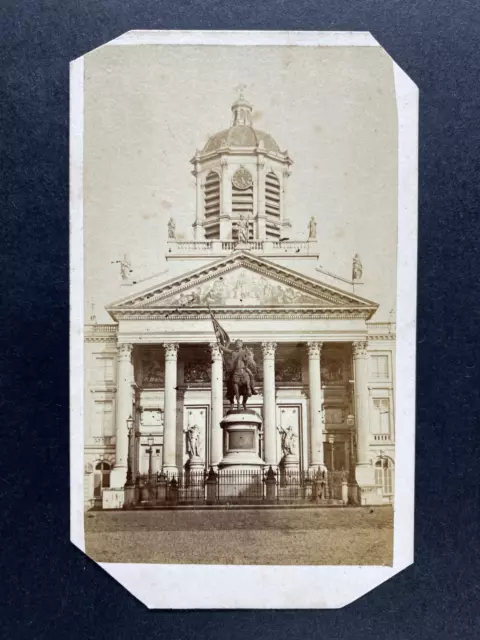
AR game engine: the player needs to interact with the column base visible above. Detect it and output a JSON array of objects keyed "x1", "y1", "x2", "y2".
[
  {"x1": 280, "y1": 453, "x2": 299, "y2": 471},
  {"x1": 162, "y1": 465, "x2": 178, "y2": 478},
  {"x1": 355, "y1": 463, "x2": 383, "y2": 505},
  {"x1": 110, "y1": 466, "x2": 127, "y2": 489}
]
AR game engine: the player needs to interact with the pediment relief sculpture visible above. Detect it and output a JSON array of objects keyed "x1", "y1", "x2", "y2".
[{"x1": 158, "y1": 269, "x2": 321, "y2": 307}]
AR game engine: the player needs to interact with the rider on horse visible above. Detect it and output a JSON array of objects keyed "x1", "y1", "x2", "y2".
[{"x1": 219, "y1": 339, "x2": 258, "y2": 407}]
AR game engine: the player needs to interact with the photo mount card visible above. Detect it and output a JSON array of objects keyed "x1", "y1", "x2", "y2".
[{"x1": 70, "y1": 30, "x2": 418, "y2": 609}]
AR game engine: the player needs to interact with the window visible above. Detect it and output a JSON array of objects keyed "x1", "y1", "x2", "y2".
[
  {"x1": 372, "y1": 398, "x2": 390, "y2": 437},
  {"x1": 94, "y1": 401, "x2": 114, "y2": 437},
  {"x1": 375, "y1": 458, "x2": 394, "y2": 495},
  {"x1": 93, "y1": 461, "x2": 111, "y2": 497},
  {"x1": 204, "y1": 171, "x2": 220, "y2": 239},
  {"x1": 371, "y1": 355, "x2": 389, "y2": 380},
  {"x1": 94, "y1": 356, "x2": 115, "y2": 383},
  {"x1": 265, "y1": 171, "x2": 281, "y2": 239}
]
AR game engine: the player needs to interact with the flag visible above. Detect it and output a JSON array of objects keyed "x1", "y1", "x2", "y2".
[{"x1": 208, "y1": 308, "x2": 230, "y2": 348}]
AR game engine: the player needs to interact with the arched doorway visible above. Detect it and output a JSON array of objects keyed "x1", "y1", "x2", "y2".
[
  {"x1": 93, "y1": 461, "x2": 111, "y2": 498},
  {"x1": 375, "y1": 457, "x2": 394, "y2": 497}
]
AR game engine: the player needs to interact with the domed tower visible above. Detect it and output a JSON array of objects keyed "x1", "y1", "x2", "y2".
[{"x1": 191, "y1": 94, "x2": 293, "y2": 242}]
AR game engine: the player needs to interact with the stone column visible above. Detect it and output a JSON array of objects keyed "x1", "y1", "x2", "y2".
[
  {"x1": 261, "y1": 342, "x2": 277, "y2": 467},
  {"x1": 353, "y1": 341, "x2": 374, "y2": 486},
  {"x1": 162, "y1": 343, "x2": 179, "y2": 475},
  {"x1": 209, "y1": 342, "x2": 224, "y2": 468},
  {"x1": 193, "y1": 165, "x2": 205, "y2": 240},
  {"x1": 307, "y1": 341, "x2": 326, "y2": 472},
  {"x1": 110, "y1": 343, "x2": 134, "y2": 488}
]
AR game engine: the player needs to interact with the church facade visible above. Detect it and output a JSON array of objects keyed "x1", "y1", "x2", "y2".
[{"x1": 83, "y1": 96, "x2": 396, "y2": 508}]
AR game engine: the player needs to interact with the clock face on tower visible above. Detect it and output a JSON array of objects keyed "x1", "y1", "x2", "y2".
[{"x1": 232, "y1": 168, "x2": 253, "y2": 190}]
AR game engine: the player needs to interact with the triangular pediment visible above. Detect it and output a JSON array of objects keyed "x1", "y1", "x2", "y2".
[{"x1": 107, "y1": 251, "x2": 378, "y2": 320}]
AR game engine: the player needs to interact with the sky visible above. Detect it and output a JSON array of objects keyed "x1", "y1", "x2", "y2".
[{"x1": 83, "y1": 42, "x2": 398, "y2": 324}]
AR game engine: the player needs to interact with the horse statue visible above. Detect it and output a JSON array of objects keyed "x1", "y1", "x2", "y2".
[{"x1": 220, "y1": 340, "x2": 258, "y2": 411}]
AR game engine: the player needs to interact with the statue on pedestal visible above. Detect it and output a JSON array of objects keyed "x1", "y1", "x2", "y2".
[
  {"x1": 237, "y1": 214, "x2": 249, "y2": 244},
  {"x1": 209, "y1": 310, "x2": 257, "y2": 411},
  {"x1": 220, "y1": 339, "x2": 258, "y2": 411},
  {"x1": 184, "y1": 423, "x2": 201, "y2": 459},
  {"x1": 277, "y1": 425, "x2": 297, "y2": 456},
  {"x1": 120, "y1": 254, "x2": 131, "y2": 281},
  {"x1": 168, "y1": 217, "x2": 176, "y2": 240},
  {"x1": 352, "y1": 253, "x2": 363, "y2": 281}
]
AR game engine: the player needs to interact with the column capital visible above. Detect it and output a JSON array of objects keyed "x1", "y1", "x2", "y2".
[
  {"x1": 163, "y1": 343, "x2": 179, "y2": 360},
  {"x1": 352, "y1": 340, "x2": 368, "y2": 358},
  {"x1": 209, "y1": 342, "x2": 222, "y2": 362},
  {"x1": 261, "y1": 342, "x2": 277, "y2": 358},
  {"x1": 306, "y1": 341, "x2": 323, "y2": 358},
  {"x1": 117, "y1": 343, "x2": 133, "y2": 359}
]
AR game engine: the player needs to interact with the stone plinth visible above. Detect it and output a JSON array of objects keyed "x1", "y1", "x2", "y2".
[
  {"x1": 186, "y1": 456, "x2": 205, "y2": 485},
  {"x1": 279, "y1": 453, "x2": 299, "y2": 487},
  {"x1": 280, "y1": 453, "x2": 299, "y2": 472},
  {"x1": 218, "y1": 409, "x2": 264, "y2": 471}
]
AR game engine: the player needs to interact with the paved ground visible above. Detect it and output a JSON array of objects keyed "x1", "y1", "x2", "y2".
[{"x1": 85, "y1": 506, "x2": 393, "y2": 566}]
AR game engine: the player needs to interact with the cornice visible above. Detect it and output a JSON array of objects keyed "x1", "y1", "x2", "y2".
[
  {"x1": 85, "y1": 335, "x2": 117, "y2": 343},
  {"x1": 110, "y1": 307, "x2": 376, "y2": 321}
]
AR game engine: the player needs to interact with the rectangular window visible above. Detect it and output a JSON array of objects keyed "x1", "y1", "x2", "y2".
[
  {"x1": 94, "y1": 356, "x2": 115, "y2": 383},
  {"x1": 94, "y1": 401, "x2": 114, "y2": 437},
  {"x1": 371, "y1": 355, "x2": 389, "y2": 380},
  {"x1": 372, "y1": 398, "x2": 390, "y2": 435}
]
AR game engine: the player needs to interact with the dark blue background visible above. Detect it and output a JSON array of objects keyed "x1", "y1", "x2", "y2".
[{"x1": 1, "y1": 1, "x2": 479, "y2": 638}]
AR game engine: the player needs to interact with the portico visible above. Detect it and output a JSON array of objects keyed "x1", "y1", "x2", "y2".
[{"x1": 104, "y1": 248, "x2": 381, "y2": 497}]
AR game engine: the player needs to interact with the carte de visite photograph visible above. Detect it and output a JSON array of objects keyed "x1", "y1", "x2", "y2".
[{"x1": 70, "y1": 30, "x2": 417, "y2": 608}]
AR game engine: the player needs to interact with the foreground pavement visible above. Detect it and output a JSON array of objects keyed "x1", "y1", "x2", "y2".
[{"x1": 85, "y1": 506, "x2": 393, "y2": 566}]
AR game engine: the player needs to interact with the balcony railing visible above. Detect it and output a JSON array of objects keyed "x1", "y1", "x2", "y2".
[
  {"x1": 167, "y1": 239, "x2": 319, "y2": 256},
  {"x1": 372, "y1": 434, "x2": 393, "y2": 442},
  {"x1": 88, "y1": 436, "x2": 115, "y2": 446}
]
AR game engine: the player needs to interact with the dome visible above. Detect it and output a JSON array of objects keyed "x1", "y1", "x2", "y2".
[
  {"x1": 203, "y1": 126, "x2": 281, "y2": 154},
  {"x1": 201, "y1": 96, "x2": 282, "y2": 155}
]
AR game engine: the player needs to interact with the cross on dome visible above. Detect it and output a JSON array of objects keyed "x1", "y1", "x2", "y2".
[
  {"x1": 231, "y1": 88, "x2": 253, "y2": 126},
  {"x1": 234, "y1": 83, "x2": 247, "y2": 99}
]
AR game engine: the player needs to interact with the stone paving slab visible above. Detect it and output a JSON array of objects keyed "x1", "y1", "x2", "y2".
[{"x1": 85, "y1": 506, "x2": 393, "y2": 566}]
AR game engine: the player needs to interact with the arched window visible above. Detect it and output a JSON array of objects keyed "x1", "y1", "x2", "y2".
[
  {"x1": 375, "y1": 457, "x2": 394, "y2": 496},
  {"x1": 265, "y1": 171, "x2": 281, "y2": 239},
  {"x1": 204, "y1": 171, "x2": 220, "y2": 239},
  {"x1": 93, "y1": 461, "x2": 111, "y2": 497}
]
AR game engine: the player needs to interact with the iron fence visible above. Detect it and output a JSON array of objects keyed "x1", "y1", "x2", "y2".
[{"x1": 130, "y1": 467, "x2": 349, "y2": 507}]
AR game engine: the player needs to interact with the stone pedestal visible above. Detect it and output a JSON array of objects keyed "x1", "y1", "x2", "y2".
[
  {"x1": 218, "y1": 410, "x2": 264, "y2": 502},
  {"x1": 186, "y1": 456, "x2": 205, "y2": 484},
  {"x1": 279, "y1": 453, "x2": 299, "y2": 486},
  {"x1": 218, "y1": 410, "x2": 264, "y2": 470}
]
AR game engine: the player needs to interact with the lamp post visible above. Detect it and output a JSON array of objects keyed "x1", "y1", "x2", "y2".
[
  {"x1": 125, "y1": 415, "x2": 134, "y2": 486},
  {"x1": 123, "y1": 415, "x2": 135, "y2": 509},
  {"x1": 346, "y1": 413, "x2": 356, "y2": 488},
  {"x1": 147, "y1": 434, "x2": 154, "y2": 484},
  {"x1": 328, "y1": 434, "x2": 335, "y2": 473}
]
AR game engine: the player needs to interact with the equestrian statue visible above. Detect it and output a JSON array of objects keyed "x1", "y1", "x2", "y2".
[{"x1": 209, "y1": 310, "x2": 258, "y2": 411}]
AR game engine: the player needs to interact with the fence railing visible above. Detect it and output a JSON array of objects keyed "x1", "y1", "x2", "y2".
[{"x1": 126, "y1": 467, "x2": 350, "y2": 507}]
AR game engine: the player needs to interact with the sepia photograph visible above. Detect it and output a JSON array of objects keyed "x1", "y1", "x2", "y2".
[{"x1": 70, "y1": 30, "x2": 417, "y2": 607}]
